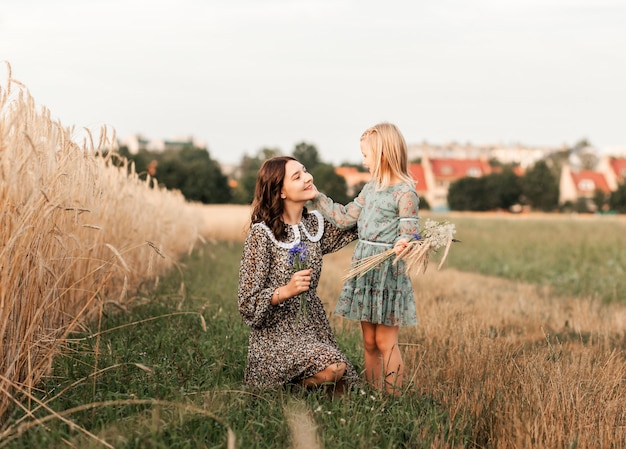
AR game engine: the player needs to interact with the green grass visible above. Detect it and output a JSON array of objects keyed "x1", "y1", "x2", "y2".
[
  {"x1": 5, "y1": 215, "x2": 624, "y2": 447},
  {"x1": 439, "y1": 215, "x2": 626, "y2": 302},
  {"x1": 1, "y1": 241, "x2": 464, "y2": 448}
]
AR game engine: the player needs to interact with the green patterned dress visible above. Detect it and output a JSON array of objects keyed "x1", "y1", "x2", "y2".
[{"x1": 310, "y1": 181, "x2": 420, "y2": 327}]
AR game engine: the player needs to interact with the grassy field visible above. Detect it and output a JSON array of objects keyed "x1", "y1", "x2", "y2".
[
  {"x1": 1, "y1": 242, "x2": 459, "y2": 448},
  {"x1": 443, "y1": 213, "x2": 626, "y2": 303},
  {"x1": 7, "y1": 67, "x2": 623, "y2": 447},
  {"x1": 2, "y1": 210, "x2": 626, "y2": 448}
]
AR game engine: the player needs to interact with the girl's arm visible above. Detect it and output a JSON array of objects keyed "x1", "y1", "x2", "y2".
[
  {"x1": 320, "y1": 219, "x2": 359, "y2": 255},
  {"x1": 396, "y1": 189, "x2": 420, "y2": 243},
  {"x1": 309, "y1": 184, "x2": 368, "y2": 229},
  {"x1": 237, "y1": 227, "x2": 277, "y2": 329}
]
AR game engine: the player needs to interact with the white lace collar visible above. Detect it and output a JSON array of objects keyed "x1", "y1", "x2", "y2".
[{"x1": 253, "y1": 210, "x2": 324, "y2": 249}]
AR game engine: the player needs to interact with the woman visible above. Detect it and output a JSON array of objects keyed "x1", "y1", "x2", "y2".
[{"x1": 237, "y1": 156, "x2": 357, "y2": 392}]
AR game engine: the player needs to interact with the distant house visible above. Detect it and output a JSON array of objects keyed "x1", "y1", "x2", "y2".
[
  {"x1": 599, "y1": 156, "x2": 626, "y2": 190},
  {"x1": 421, "y1": 155, "x2": 492, "y2": 211},
  {"x1": 559, "y1": 165, "x2": 611, "y2": 211},
  {"x1": 408, "y1": 163, "x2": 429, "y2": 206},
  {"x1": 559, "y1": 156, "x2": 626, "y2": 210},
  {"x1": 335, "y1": 155, "x2": 492, "y2": 211},
  {"x1": 334, "y1": 166, "x2": 371, "y2": 196}
]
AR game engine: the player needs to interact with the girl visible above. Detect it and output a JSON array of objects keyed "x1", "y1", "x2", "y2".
[
  {"x1": 310, "y1": 123, "x2": 419, "y2": 395},
  {"x1": 237, "y1": 156, "x2": 358, "y2": 393}
]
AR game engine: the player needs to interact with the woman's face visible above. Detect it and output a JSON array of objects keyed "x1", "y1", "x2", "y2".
[
  {"x1": 281, "y1": 160, "x2": 316, "y2": 203},
  {"x1": 360, "y1": 138, "x2": 375, "y2": 173}
]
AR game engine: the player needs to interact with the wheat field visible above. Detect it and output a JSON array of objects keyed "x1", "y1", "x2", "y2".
[{"x1": 0, "y1": 64, "x2": 213, "y2": 421}]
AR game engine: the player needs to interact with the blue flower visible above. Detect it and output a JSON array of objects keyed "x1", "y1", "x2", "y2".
[
  {"x1": 288, "y1": 242, "x2": 308, "y2": 269},
  {"x1": 412, "y1": 233, "x2": 422, "y2": 241},
  {"x1": 288, "y1": 242, "x2": 309, "y2": 323}
]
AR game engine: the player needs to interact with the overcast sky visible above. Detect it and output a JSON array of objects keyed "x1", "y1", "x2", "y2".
[{"x1": 2, "y1": 0, "x2": 625, "y2": 165}]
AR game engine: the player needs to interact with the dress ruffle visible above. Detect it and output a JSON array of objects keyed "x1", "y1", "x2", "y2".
[{"x1": 334, "y1": 241, "x2": 418, "y2": 326}]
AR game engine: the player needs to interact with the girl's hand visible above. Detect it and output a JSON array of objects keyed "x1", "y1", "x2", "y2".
[
  {"x1": 289, "y1": 268, "x2": 312, "y2": 297},
  {"x1": 393, "y1": 239, "x2": 409, "y2": 256}
]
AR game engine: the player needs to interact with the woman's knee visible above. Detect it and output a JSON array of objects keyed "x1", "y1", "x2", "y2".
[
  {"x1": 320, "y1": 362, "x2": 346, "y2": 381},
  {"x1": 305, "y1": 362, "x2": 347, "y2": 386},
  {"x1": 332, "y1": 362, "x2": 347, "y2": 379},
  {"x1": 321, "y1": 362, "x2": 345, "y2": 378}
]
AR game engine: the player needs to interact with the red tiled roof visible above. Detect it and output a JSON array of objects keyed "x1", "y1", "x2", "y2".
[
  {"x1": 609, "y1": 158, "x2": 626, "y2": 181},
  {"x1": 408, "y1": 163, "x2": 428, "y2": 192},
  {"x1": 491, "y1": 165, "x2": 525, "y2": 176},
  {"x1": 570, "y1": 170, "x2": 611, "y2": 193},
  {"x1": 336, "y1": 164, "x2": 428, "y2": 192},
  {"x1": 334, "y1": 166, "x2": 371, "y2": 186},
  {"x1": 430, "y1": 158, "x2": 491, "y2": 179}
]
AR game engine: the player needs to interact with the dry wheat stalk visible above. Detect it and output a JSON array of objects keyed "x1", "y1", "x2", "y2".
[
  {"x1": 343, "y1": 219, "x2": 458, "y2": 281},
  {"x1": 0, "y1": 62, "x2": 212, "y2": 421}
]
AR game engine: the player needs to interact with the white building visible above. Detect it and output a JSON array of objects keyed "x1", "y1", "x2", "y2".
[
  {"x1": 407, "y1": 141, "x2": 560, "y2": 168},
  {"x1": 119, "y1": 134, "x2": 207, "y2": 154}
]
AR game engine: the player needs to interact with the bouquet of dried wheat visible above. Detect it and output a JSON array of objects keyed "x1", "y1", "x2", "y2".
[{"x1": 343, "y1": 218, "x2": 458, "y2": 281}]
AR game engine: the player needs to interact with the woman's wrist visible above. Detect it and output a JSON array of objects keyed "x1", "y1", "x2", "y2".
[
  {"x1": 271, "y1": 285, "x2": 297, "y2": 305},
  {"x1": 271, "y1": 287, "x2": 281, "y2": 305}
]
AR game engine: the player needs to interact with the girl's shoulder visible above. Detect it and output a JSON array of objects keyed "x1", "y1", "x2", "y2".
[
  {"x1": 391, "y1": 179, "x2": 416, "y2": 191},
  {"x1": 381, "y1": 180, "x2": 417, "y2": 197},
  {"x1": 370, "y1": 180, "x2": 415, "y2": 195}
]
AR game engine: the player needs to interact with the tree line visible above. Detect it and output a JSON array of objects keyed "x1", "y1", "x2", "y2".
[
  {"x1": 118, "y1": 141, "x2": 353, "y2": 206},
  {"x1": 449, "y1": 158, "x2": 626, "y2": 214},
  {"x1": 118, "y1": 142, "x2": 626, "y2": 214}
]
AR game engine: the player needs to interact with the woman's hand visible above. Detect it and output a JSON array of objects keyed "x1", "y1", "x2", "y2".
[{"x1": 288, "y1": 268, "x2": 312, "y2": 297}]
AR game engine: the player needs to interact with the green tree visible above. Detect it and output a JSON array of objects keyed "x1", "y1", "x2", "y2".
[
  {"x1": 521, "y1": 160, "x2": 559, "y2": 212},
  {"x1": 122, "y1": 147, "x2": 231, "y2": 203},
  {"x1": 292, "y1": 142, "x2": 322, "y2": 172},
  {"x1": 448, "y1": 177, "x2": 490, "y2": 211},
  {"x1": 232, "y1": 148, "x2": 282, "y2": 204},
  {"x1": 447, "y1": 168, "x2": 521, "y2": 212},
  {"x1": 487, "y1": 167, "x2": 523, "y2": 210},
  {"x1": 609, "y1": 182, "x2": 626, "y2": 213},
  {"x1": 123, "y1": 148, "x2": 159, "y2": 179},
  {"x1": 156, "y1": 147, "x2": 232, "y2": 203},
  {"x1": 311, "y1": 163, "x2": 350, "y2": 205},
  {"x1": 592, "y1": 189, "x2": 609, "y2": 213}
]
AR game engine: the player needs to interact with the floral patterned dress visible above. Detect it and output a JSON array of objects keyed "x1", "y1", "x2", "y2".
[
  {"x1": 237, "y1": 210, "x2": 359, "y2": 389},
  {"x1": 310, "y1": 181, "x2": 420, "y2": 327}
]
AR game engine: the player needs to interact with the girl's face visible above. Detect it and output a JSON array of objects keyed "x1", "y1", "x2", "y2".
[
  {"x1": 360, "y1": 139, "x2": 375, "y2": 173},
  {"x1": 281, "y1": 160, "x2": 316, "y2": 203}
]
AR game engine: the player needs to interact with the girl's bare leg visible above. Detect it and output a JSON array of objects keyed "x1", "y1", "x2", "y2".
[
  {"x1": 361, "y1": 321, "x2": 383, "y2": 389},
  {"x1": 375, "y1": 324, "x2": 403, "y2": 395}
]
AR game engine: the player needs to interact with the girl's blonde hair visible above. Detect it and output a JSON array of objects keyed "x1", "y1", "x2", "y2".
[{"x1": 361, "y1": 122, "x2": 415, "y2": 189}]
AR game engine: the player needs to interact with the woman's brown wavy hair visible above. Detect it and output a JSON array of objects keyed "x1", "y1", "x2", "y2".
[{"x1": 250, "y1": 156, "x2": 308, "y2": 240}]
